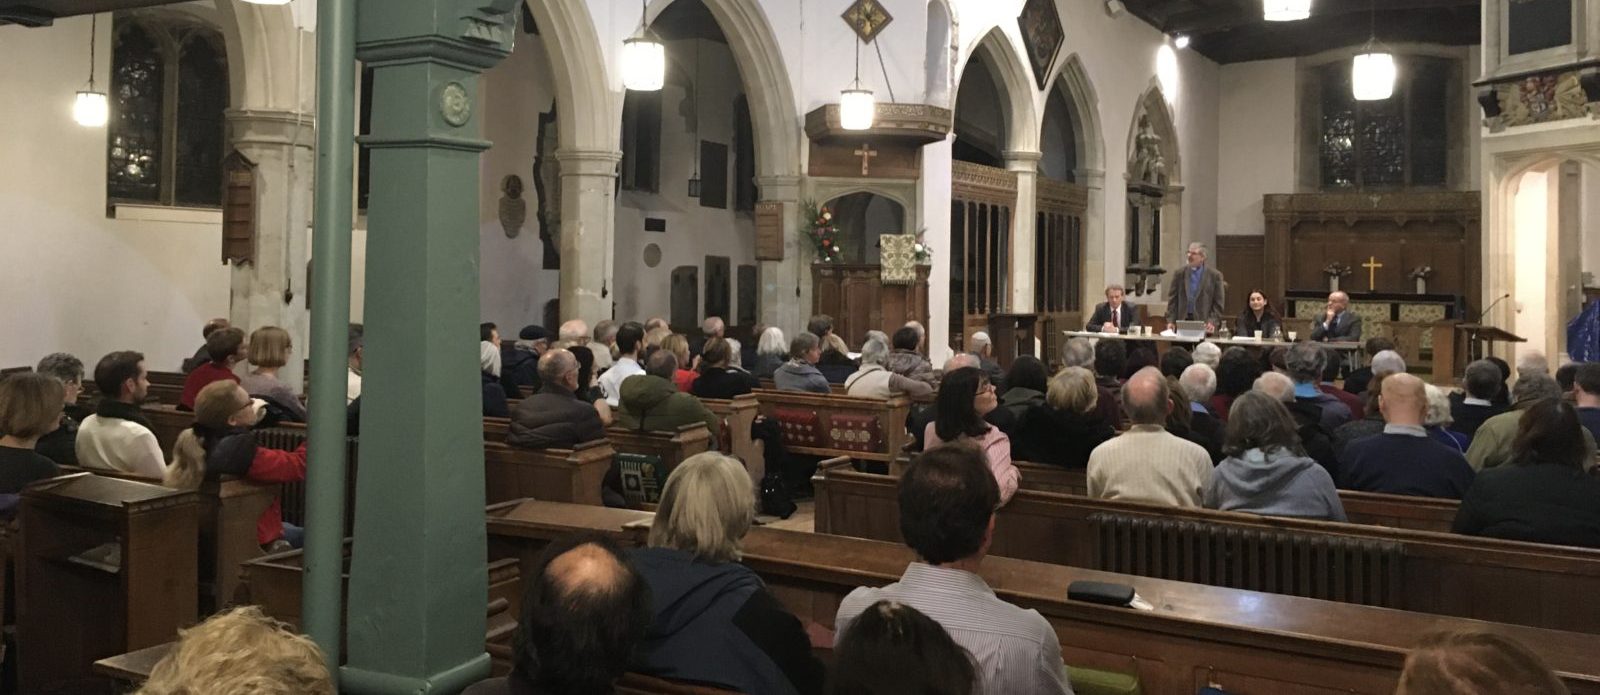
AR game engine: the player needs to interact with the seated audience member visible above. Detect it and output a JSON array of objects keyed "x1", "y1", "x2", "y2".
[
  {"x1": 1092, "y1": 339, "x2": 1126, "y2": 392},
  {"x1": 508, "y1": 349, "x2": 605, "y2": 450},
  {"x1": 502, "y1": 325, "x2": 549, "y2": 394},
  {"x1": 617, "y1": 350, "x2": 719, "y2": 447},
  {"x1": 817, "y1": 333, "x2": 859, "y2": 384},
  {"x1": 807, "y1": 315, "x2": 834, "y2": 341},
  {"x1": 33, "y1": 352, "x2": 84, "y2": 466},
  {"x1": 1012, "y1": 367, "x2": 1114, "y2": 469},
  {"x1": 1193, "y1": 341, "x2": 1221, "y2": 369},
  {"x1": 166, "y1": 381, "x2": 307, "y2": 547},
  {"x1": 1556, "y1": 362, "x2": 1581, "y2": 402},
  {"x1": 907, "y1": 355, "x2": 1010, "y2": 451},
  {"x1": 1178, "y1": 364, "x2": 1224, "y2": 456},
  {"x1": 590, "y1": 320, "x2": 618, "y2": 372},
  {"x1": 557, "y1": 319, "x2": 590, "y2": 350},
  {"x1": 1449, "y1": 359, "x2": 1508, "y2": 438},
  {"x1": 835, "y1": 445, "x2": 1074, "y2": 695},
  {"x1": 1286, "y1": 343, "x2": 1352, "y2": 431},
  {"x1": 1212, "y1": 347, "x2": 1262, "y2": 423},
  {"x1": 1264, "y1": 346, "x2": 1289, "y2": 374},
  {"x1": 629, "y1": 453, "x2": 823, "y2": 695},
  {"x1": 724, "y1": 338, "x2": 746, "y2": 370},
  {"x1": 689, "y1": 316, "x2": 724, "y2": 360},
  {"x1": 884, "y1": 325, "x2": 937, "y2": 387},
  {"x1": 1341, "y1": 338, "x2": 1398, "y2": 396},
  {"x1": 1254, "y1": 371, "x2": 1340, "y2": 476},
  {"x1": 751, "y1": 326, "x2": 787, "y2": 380},
  {"x1": 924, "y1": 368, "x2": 1019, "y2": 505},
  {"x1": 1204, "y1": 391, "x2": 1346, "y2": 521},
  {"x1": 831, "y1": 601, "x2": 976, "y2": 695},
  {"x1": 598, "y1": 322, "x2": 646, "y2": 407},
  {"x1": 347, "y1": 324, "x2": 364, "y2": 404},
  {"x1": 691, "y1": 338, "x2": 761, "y2": 399},
  {"x1": 479, "y1": 341, "x2": 512, "y2": 418},
  {"x1": 1452, "y1": 398, "x2": 1600, "y2": 549},
  {"x1": 967, "y1": 332, "x2": 1006, "y2": 391},
  {"x1": 1487, "y1": 356, "x2": 1513, "y2": 406},
  {"x1": 1466, "y1": 373, "x2": 1596, "y2": 471},
  {"x1": 1339, "y1": 373, "x2": 1474, "y2": 499},
  {"x1": 240, "y1": 326, "x2": 307, "y2": 423},
  {"x1": 135, "y1": 606, "x2": 333, "y2": 695},
  {"x1": 1159, "y1": 347, "x2": 1194, "y2": 379},
  {"x1": 643, "y1": 326, "x2": 671, "y2": 354},
  {"x1": 774, "y1": 332, "x2": 830, "y2": 394},
  {"x1": 845, "y1": 337, "x2": 933, "y2": 400},
  {"x1": 1085, "y1": 283, "x2": 1136, "y2": 333},
  {"x1": 179, "y1": 326, "x2": 246, "y2": 410},
  {"x1": 1575, "y1": 363, "x2": 1600, "y2": 442},
  {"x1": 1122, "y1": 347, "x2": 1158, "y2": 381},
  {"x1": 77, "y1": 351, "x2": 166, "y2": 479},
  {"x1": 1395, "y1": 629, "x2": 1570, "y2": 695},
  {"x1": 0, "y1": 373, "x2": 64, "y2": 493},
  {"x1": 1087, "y1": 367, "x2": 1212, "y2": 507},
  {"x1": 660, "y1": 334, "x2": 699, "y2": 392},
  {"x1": 462, "y1": 535, "x2": 652, "y2": 695},
  {"x1": 996, "y1": 356, "x2": 1049, "y2": 429},
  {"x1": 181, "y1": 317, "x2": 231, "y2": 374},
  {"x1": 1516, "y1": 350, "x2": 1550, "y2": 379},
  {"x1": 1309, "y1": 290, "x2": 1363, "y2": 343},
  {"x1": 1164, "y1": 376, "x2": 1221, "y2": 463},
  {"x1": 569, "y1": 345, "x2": 605, "y2": 405},
  {"x1": 1061, "y1": 338, "x2": 1121, "y2": 427},
  {"x1": 1332, "y1": 373, "x2": 1389, "y2": 457},
  {"x1": 644, "y1": 317, "x2": 670, "y2": 333},
  {"x1": 1424, "y1": 384, "x2": 1469, "y2": 453},
  {"x1": 865, "y1": 330, "x2": 889, "y2": 348},
  {"x1": 1236, "y1": 289, "x2": 1283, "y2": 340},
  {"x1": 1317, "y1": 348, "x2": 1365, "y2": 420}
]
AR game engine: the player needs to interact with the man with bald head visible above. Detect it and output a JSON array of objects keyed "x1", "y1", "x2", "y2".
[
  {"x1": 463, "y1": 534, "x2": 651, "y2": 695},
  {"x1": 1086, "y1": 367, "x2": 1213, "y2": 507},
  {"x1": 507, "y1": 348, "x2": 605, "y2": 450},
  {"x1": 558, "y1": 319, "x2": 590, "y2": 348},
  {"x1": 1310, "y1": 291, "x2": 1363, "y2": 343},
  {"x1": 1338, "y1": 373, "x2": 1474, "y2": 499}
]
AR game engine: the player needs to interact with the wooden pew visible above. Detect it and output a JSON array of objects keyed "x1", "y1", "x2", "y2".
[
  {"x1": 605, "y1": 424, "x2": 713, "y2": 506},
  {"x1": 757, "y1": 378, "x2": 849, "y2": 396},
  {"x1": 699, "y1": 394, "x2": 764, "y2": 490},
  {"x1": 486, "y1": 499, "x2": 1600, "y2": 695},
  {"x1": 812, "y1": 462, "x2": 1600, "y2": 633},
  {"x1": 485, "y1": 440, "x2": 616, "y2": 506},
  {"x1": 751, "y1": 389, "x2": 910, "y2": 465}
]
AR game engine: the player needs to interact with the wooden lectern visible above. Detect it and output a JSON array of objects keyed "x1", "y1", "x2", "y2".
[
  {"x1": 1457, "y1": 324, "x2": 1527, "y2": 363},
  {"x1": 18, "y1": 473, "x2": 198, "y2": 694},
  {"x1": 987, "y1": 313, "x2": 1039, "y2": 369}
]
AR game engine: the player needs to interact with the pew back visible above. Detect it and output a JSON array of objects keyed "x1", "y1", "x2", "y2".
[
  {"x1": 605, "y1": 424, "x2": 713, "y2": 505},
  {"x1": 699, "y1": 394, "x2": 764, "y2": 490},
  {"x1": 752, "y1": 389, "x2": 909, "y2": 463}
]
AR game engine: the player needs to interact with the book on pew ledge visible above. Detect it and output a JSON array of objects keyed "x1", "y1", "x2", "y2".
[
  {"x1": 63, "y1": 541, "x2": 122, "y2": 574},
  {"x1": 1067, "y1": 580, "x2": 1152, "y2": 611}
]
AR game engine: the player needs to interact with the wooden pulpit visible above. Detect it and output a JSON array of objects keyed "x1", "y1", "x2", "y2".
[
  {"x1": 987, "y1": 313, "x2": 1039, "y2": 369},
  {"x1": 1457, "y1": 324, "x2": 1527, "y2": 362},
  {"x1": 812, "y1": 263, "x2": 930, "y2": 348}
]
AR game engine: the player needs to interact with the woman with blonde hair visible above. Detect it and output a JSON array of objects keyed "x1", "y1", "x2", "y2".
[
  {"x1": 166, "y1": 380, "x2": 307, "y2": 548},
  {"x1": 816, "y1": 332, "x2": 858, "y2": 384},
  {"x1": 661, "y1": 333, "x2": 699, "y2": 392},
  {"x1": 240, "y1": 326, "x2": 307, "y2": 422},
  {"x1": 1395, "y1": 628, "x2": 1568, "y2": 695},
  {"x1": 137, "y1": 606, "x2": 333, "y2": 695},
  {"x1": 1012, "y1": 366, "x2": 1114, "y2": 469},
  {"x1": 628, "y1": 452, "x2": 823, "y2": 695}
]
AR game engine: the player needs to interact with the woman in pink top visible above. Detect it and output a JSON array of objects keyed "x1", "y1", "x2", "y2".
[{"x1": 923, "y1": 367, "x2": 1019, "y2": 504}]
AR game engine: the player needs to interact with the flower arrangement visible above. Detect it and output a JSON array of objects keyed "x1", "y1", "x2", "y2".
[
  {"x1": 802, "y1": 200, "x2": 841, "y2": 263},
  {"x1": 1322, "y1": 261, "x2": 1353, "y2": 278},
  {"x1": 1408, "y1": 265, "x2": 1435, "y2": 280},
  {"x1": 911, "y1": 228, "x2": 933, "y2": 264}
]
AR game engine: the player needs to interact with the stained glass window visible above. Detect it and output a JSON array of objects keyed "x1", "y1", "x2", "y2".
[
  {"x1": 1316, "y1": 57, "x2": 1450, "y2": 190},
  {"x1": 175, "y1": 36, "x2": 228, "y2": 206},
  {"x1": 107, "y1": 17, "x2": 229, "y2": 208},
  {"x1": 107, "y1": 23, "x2": 163, "y2": 202}
]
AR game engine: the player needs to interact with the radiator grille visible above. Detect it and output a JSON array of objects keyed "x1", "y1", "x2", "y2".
[{"x1": 256, "y1": 428, "x2": 358, "y2": 532}]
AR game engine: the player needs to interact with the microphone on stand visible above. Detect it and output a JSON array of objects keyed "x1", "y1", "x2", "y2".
[{"x1": 1477, "y1": 293, "x2": 1512, "y2": 324}]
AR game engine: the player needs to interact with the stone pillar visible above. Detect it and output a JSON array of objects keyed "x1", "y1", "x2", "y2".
[
  {"x1": 1006, "y1": 151, "x2": 1041, "y2": 314},
  {"x1": 342, "y1": 1, "x2": 514, "y2": 691},
  {"x1": 757, "y1": 175, "x2": 804, "y2": 332},
  {"x1": 556, "y1": 148, "x2": 621, "y2": 324},
  {"x1": 921, "y1": 137, "x2": 955, "y2": 365},
  {"x1": 226, "y1": 109, "x2": 315, "y2": 393},
  {"x1": 1079, "y1": 168, "x2": 1106, "y2": 311}
]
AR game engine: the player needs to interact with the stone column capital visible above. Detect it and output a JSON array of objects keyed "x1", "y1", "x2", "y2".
[
  {"x1": 756, "y1": 175, "x2": 802, "y2": 201},
  {"x1": 555, "y1": 148, "x2": 622, "y2": 177},
  {"x1": 227, "y1": 108, "x2": 317, "y2": 150}
]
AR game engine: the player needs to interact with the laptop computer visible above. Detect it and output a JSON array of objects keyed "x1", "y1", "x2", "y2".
[{"x1": 1174, "y1": 320, "x2": 1208, "y2": 340}]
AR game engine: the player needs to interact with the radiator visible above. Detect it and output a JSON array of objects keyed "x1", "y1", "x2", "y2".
[
  {"x1": 1086, "y1": 512, "x2": 1404, "y2": 608},
  {"x1": 255, "y1": 428, "x2": 358, "y2": 530}
]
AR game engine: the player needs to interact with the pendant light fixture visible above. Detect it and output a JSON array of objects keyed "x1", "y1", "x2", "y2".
[
  {"x1": 1262, "y1": 0, "x2": 1311, "y2": 22},
  {"x1": 621, "y1": 0, "x2": 664, "y2": 91},
  {"x1": 241, "y1": 0, "x2": 291, "y2": 5},
  {"x1": 839, "y1": 36, "x2": 875, "y2": 131},
  {"x1": 73, "y1": 14, "x2": 108, "y2": 127},
  {"x1": 1351, "y1": 1, "x2": 1394, "y2": 101},
  {"x1": 688, "y1": 38, "x2": 701, "y2": 198}
]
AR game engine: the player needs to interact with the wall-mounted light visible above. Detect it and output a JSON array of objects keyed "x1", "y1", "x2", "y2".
[{"x1": 241, "y1": 0, "x2": 291, "y2": 5}]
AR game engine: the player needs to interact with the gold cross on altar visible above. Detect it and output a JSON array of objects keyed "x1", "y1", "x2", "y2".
[
  {"x1": 1362, "y1": 256, "x2": 1384, "y2": 291},
  {"x1": 854, "y1": 144, "x2": 878, "y2": 176}
]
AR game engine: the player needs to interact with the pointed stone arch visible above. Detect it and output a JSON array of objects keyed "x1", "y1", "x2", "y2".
[
  {"x1": 954, "y1": 27, "x2": 1040, "y2": 156},
  {"x1": 925, "y1": 0, "x2": 956, "y2": 107},
  {"x1": 524, "y1": 0, "x2": 615, "y2": 154},
  {"x1": 1047, "y1": 54, "x2": 1104, "y2": 180},
  {"x1": 1126, "y1": 83, "x2": 1181, "y2": 185}
]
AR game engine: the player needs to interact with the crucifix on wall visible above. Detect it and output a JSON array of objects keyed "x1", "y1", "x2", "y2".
[{"x1": 854, "y1": 144, "x2": 878, "y2": 176}]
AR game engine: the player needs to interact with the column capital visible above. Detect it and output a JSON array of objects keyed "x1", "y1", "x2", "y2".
[
  {"x1": 1004, "y1": 150, "x2": 1043, "y2": 172},
  {"x1": 756, "y1": 175, "x2": 802, "y2": 201},
  {"x1": 226, "y1": 108, "x2": 316, "y2": 150},
  {"x1": 555, "y1": 148, "x2": 622, "y2": 177},
  {"x1": 1076, "y1": 168, "x2": 1107, "y2": 189}
]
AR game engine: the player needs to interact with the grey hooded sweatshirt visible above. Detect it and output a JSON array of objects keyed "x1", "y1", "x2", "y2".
[{"x1": 1203, "y1": 447, "x2": 1347, "y2": 522}]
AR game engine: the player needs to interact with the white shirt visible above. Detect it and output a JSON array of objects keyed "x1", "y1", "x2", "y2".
[
  {"x1": 347, "y1": 367, "x2": 362, "y2": 405},
  {"x1": 597, "y1": 356, "x2": 644, "y2": 407},
  {"x1": 76, "y1": 414, "x2": 167, "y2": 480}
]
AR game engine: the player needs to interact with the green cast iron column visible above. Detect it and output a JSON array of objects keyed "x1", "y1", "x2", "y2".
[
  {"x1": 341, "y1": 2, "x2": 516, "y2": 692},
  {"x1": 304, "y1": 0, "x2": 355, "y2": 674}
]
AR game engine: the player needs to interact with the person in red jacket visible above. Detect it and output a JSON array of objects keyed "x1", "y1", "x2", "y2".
[
  {"x1": 166, "y1": 380, "x2": 306, "y2": 548},
  {"x1": 179, "y1": 326, "x2": 247, "y2": 411}
]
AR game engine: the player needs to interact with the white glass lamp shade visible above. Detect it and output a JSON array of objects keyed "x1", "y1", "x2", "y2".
[
  {"x1": 1262, "y1": 0, "x2": 1311, "y2": 21},
  {"x1": 621, "y1": 36, "x2": 665, "y2": 91},
  {"x1": 1352, "y1": 52, "x2": 1396, "y2": 101},
  {"x1": 839, "y1": 88, "x2": 876, "y2": 131},
  {"x1": 74, "y1": 90, "x2": 109, "y2": 127},
  {"x1": 241, "y1": 0, "x2": 291, "y2": 5}
]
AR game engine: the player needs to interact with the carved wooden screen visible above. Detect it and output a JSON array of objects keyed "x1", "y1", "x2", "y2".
[
  {"x1": 1035, "y1": 177, "x2": 1087, "y2": 365},
  {"x1": 950, "y1": 161, "x2": 1017, "y2": 347}
]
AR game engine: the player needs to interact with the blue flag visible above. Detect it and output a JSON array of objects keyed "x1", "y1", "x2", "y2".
[{"x1": 1568, "y1": 300, "x2": 1600, "y2": 362}]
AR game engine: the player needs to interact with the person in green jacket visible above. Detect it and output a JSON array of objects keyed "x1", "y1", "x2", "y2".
[{"x1": 616, "y1": 349, "x2": 720, "y2": 449}]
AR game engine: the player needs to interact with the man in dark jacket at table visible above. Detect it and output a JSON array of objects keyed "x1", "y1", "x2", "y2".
[{"x1": 507, "y1": 349, "x2": 604, "y2": 450}]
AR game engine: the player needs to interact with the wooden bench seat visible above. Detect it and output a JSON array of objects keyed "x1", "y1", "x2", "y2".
[
  {"x1": 813, "y1": 462, "x2": 1600, "y2": 634},
  {"x1": 751, "y1": 389, "x2": 909, "y2": 464},
  {"x1": 700, "y1": 394, "x2": 763, "y2": 490}
]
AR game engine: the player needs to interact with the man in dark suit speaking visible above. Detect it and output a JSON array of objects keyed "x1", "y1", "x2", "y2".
[
  {"x1": 1166, "y1": 242, "x2": 1226, "y2": 331},
  {"x1": 1086, "y1": 284, "x2": 1138, "y2": 333}
]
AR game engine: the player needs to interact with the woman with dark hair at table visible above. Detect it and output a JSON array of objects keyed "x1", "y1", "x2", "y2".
[
  {"x1": 1236, "y1": 289, "x2": 1283, "y2": 340},
  {"x1": 1452, "y1": 398, "x2": 1600, "y2": 549}
]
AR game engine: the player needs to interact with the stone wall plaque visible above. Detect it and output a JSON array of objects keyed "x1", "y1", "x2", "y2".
[{"x1": 755, "y1": 201, "x2": 785, "y2": 261}]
